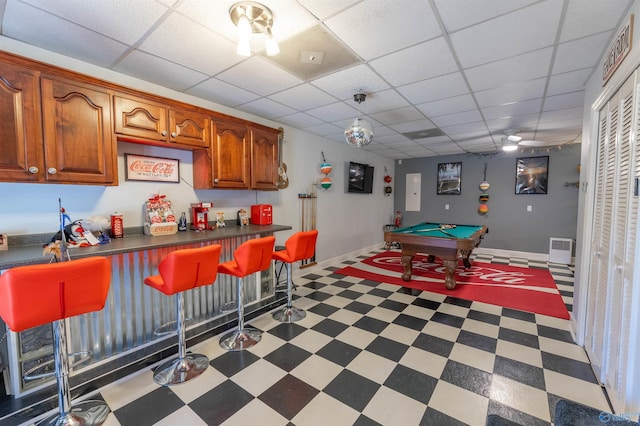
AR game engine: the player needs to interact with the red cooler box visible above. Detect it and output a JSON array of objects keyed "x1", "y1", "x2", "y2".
[{"x1": 251, "y1": 204, "x2": 272, "y2": 225}]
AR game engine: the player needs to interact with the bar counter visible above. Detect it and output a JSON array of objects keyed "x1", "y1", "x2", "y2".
[{"x1": 0, "y1": 223, "x2": 292, "y2": 408}]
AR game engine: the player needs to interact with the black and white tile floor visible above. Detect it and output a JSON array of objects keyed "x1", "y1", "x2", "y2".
[{"x1": 21, "y1": 251, "x2": 608, "y2": 425}]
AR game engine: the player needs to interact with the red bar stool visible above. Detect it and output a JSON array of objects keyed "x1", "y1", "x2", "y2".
[
  {"x1": 144, "y1": 244, "x2": 221, "y2": 386},
  {"x1": 218, "y1": 236, "x2": 275, "y2": 351},
  {"x1": 0, "y1": 257, "x2": 111, "y2": 426},
  {"x1": 272, "y1": 230, "x2": 318, "y2": 323}
]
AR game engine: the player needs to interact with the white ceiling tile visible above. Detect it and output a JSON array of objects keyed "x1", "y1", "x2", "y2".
[
  {"x1": 186, "y1": 78, "x2": 260, "y2": 107},
  {"x1": 474, "y1": 79, "x2": 546, "y2": 108},
  {"x1": 269, "y1": 84, "x2": 338, "y2": 111},
  {"x1": 547, "y1": 69, "x2": 592, "y2": 96},
  {"x1": 305, "y1": 122, "x2": 345, "y2": 137},
  {"x1": 560, "y1": 0, "x2": 632, "y2": 42},
  {"x1": 543, "y1": 92, "x2": 585, "y2": 112},
  {"x1": 324, "y1": 0, "x2": 441, "y2": 60},
  {"x1": 369, "y1": 107, "x2": 425, "y2": 126},
  {"x1": 311, "y1": 64, "x2": 389, "y2": 100},
  {"x1": 416, "y1": 94, "x2": 478, "y2": 117},
  {"x1": 216, "y1": 56, "x2": 303, "y2": 96},
  {"x1": 236, "y1": 98, "x2": 297, "y2": 119},
  {"x1": 277, "y1": 112, "x2": 324, "y2": 128},
  {"x1": 369, "y1": 38, "x2": 459, "y2": 86},
  {"x1": 21, "y1": 0, "x2": 170, "y2": 44},
  {"x1": 427, "y1": 145, "x2": 466, "y2": 155},
  {"x1": 440, "y1": 122, "x2": 491, "y2": 136},
  {"x1": 552, "y1": 32, "x2": 611, "y2": 74},
  {"x1": 398, "y1": 73, "x2": 469, "y2": 104},
  {"x1": 465, "y1": 48, "x2": 553, "y2": 92},
  {"x1": 390, "y1": 119, "x2": 438, "y2": 133},
  {"x1": 539, "y1": 107, "x2": 583, "y2": 123},
  {"x1": 355, "y1": 89, "x2": 410, "y2": 114},
  {"x1": 481, "y1": 99, "x2": 543, "y2": 120},
  {"x1": 138, "y1": 14, "x2": 241, "y2": 75},
  {"x1": 450, "y1": 0, "x2": 563, "y2": 68},
  {"x1": 113, "y1": 50, "x2": 208, "y2": 91},
  {"x1": 434, "y1": 0, "x2": 539, "y2": 32},
  {"x1": 306, "y1": 101, "x2": 360, "y2": 122},
  {"x1": 431, "y1": 110, "x2": 483, "y2": 128},
  {"x1": 296, "y1": 0, "x2": 361, "y2": 20},
  {"x1": 3, "y1": 1, "x2": 129, "y2": 67}
]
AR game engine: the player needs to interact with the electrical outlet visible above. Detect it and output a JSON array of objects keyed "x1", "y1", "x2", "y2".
[
  {"x1": 445, "y1": 204, "x2": 450, "y2": 210},
  {"x1": 527, "y1": 205, "x2": 532, "y2": 212}
]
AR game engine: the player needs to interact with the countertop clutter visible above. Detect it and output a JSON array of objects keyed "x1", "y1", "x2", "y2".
[{"x1": 0, "y1": 223, "x2": 292, "y2": 270}]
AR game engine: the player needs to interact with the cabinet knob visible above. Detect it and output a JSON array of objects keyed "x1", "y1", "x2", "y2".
[
  {"x1": 214, "y1": 178, "x2": 219, "y2": 184},
  {"x1": 171, "y1": 132, "x2": 177, "y2": 138},
  {"x1": 47, "y1": 167, "x2": 58, "y2": 175},
  {"x1": 28, "y1": 166, "x2": 39, "y2": 174},
  {"x1": 161, "y1": 130, "x2": 167, "y2": 136}
]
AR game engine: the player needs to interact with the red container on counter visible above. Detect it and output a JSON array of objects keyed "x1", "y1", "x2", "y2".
[
  {"x1": 250, "y1": 204, "x2": 272, "y2": 225},
  {"x1": 111, "y1": 213, "x2": 124, "y2": 238}
]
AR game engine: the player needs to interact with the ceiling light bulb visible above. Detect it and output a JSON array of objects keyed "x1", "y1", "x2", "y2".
[
  {"x1": 345, "y1": 117, "x2": 374, "y2": 147},
  {"x1": 265, "y1": 27, "x2": 279, "y2": 56},
  {"x1": 237, "y1": 13, "x2": 252, "y2": 40},
  {"x1": 237, "y1": 38, "x2": 251, "y2": 56},
  {"x1": 502, "y1": 142, "x2": 518, "y2": 152}
]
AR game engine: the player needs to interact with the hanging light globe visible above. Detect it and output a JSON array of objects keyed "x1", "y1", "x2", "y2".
[{"x1": 345, "y1": 117, "x2": 374, "y2": 148}]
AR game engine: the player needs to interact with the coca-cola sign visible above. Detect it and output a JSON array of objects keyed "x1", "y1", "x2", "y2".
[{"x1": 125, "y1": 154, "x2": 180, "y2": 183}]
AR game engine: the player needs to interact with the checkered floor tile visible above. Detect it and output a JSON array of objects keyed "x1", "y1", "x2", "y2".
[{"x1": 19, "y1": 252, "x2": 604, "y2": 426}]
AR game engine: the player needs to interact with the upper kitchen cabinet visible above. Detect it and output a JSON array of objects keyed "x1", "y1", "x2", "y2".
[
  {"x1": 250, "y1": 126, "x2": 279, "y2": 190},
  {"x1": 114, "y1": 95, "x2": 210, "y2": 148},
  {"x1": 210, "y1": 119, "x2": 250, "y2": 189},
  {"x1": 41, "y1": 76, "x2": 116, "y2": 184},
  {"x1": 0, "y1": 61, "x2": 43, "y2": 183}
]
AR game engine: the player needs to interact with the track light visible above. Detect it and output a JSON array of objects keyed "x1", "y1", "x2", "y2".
[{"x1": 229, "y1": 2, "x2": 280, "y2": 57}]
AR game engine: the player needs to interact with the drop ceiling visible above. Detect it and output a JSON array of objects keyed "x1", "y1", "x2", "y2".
[{"x1": 0, "y1": 0, "x2": 633, "y2": 159}]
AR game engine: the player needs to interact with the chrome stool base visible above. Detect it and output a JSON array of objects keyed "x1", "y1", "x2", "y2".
[
  {"x1": 153, "y1": 353, "x2": 209, "y2": 386},
  {"x1": 37, "y1": 399, "x2": 110, "y2": 426},
  {"x1": 272, "y1": 305, "x2": 306, "y2": 323},
  {"x1": 219, "y1": 327, "x2": 261, "y2": 351}
]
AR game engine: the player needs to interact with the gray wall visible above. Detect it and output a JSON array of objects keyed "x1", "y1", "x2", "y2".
[{"x1": 393, "y1": 144, "x2": 581, "y2": 254}]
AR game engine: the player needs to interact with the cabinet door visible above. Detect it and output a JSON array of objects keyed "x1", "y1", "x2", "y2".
[
  {"x1": 0, "y1": 62, "x2": 43, "y2": 182},
  {"x1": 114, "y1": 96, "x2": 167, "y2": 142},
  {"x1": 169, "y1": 109, "x2": 210, "y2": 147},
  {"x1": 41, "y1": 77, "x2": 116, "y2": 184},
  {"x1": 250, "y1": 127, "x2": 279, "y2": 190},
  {"x1": 212, "y1": 120, "x2": 249, "y2": 189}
]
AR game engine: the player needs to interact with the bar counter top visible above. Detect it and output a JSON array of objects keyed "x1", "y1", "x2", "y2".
[{"x1": 0, "y1": 223, "x2": 292, "y2": 270}]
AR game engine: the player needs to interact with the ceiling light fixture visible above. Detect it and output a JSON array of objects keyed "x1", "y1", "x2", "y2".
[
  {"x1": 502, "y1": 140, "x2": 519, "y2": 152},
  {"x1": 229, "y1": 2, "x2": 279, "y2": 57},
  {"x1": 345, "y1": 93, "x2": 374, "y2": 148}
]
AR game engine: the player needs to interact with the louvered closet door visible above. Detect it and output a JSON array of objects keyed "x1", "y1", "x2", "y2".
[{"x1": 585, "y1": 72, "x2": 637, "y2": 414}]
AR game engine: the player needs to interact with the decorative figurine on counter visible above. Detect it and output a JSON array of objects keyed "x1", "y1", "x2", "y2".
[
  {"x1": 236, "y1": 209, "x2": 249, "y2": 226},
  {"x1": 178, "y1": 212, "x2": 188, "y2": 231}
]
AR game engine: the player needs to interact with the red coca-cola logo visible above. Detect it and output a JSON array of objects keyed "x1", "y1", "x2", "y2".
[{"x1": 129, "y1": 160, "x2": 175, "y2": 175}]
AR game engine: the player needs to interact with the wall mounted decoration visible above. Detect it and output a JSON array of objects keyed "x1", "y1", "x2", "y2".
[
  {"x1": 478, "y1": 162, "x2": 489, "y2": 215},
  {"x1": 437, "y1": 162, "x2": 461, "y2": 195},
  {"x1": 384, "y1": 166, "x2": 393, "y2": 196},
  {"x1": 318, "y1": 151, "x2": 332, "y2": 191},
  {"x1": 125, "y1": 154, "x2": 179, "y2": 183},
  {"x1": 516, "y1": 156, "x2": 549, "y2": 194}
]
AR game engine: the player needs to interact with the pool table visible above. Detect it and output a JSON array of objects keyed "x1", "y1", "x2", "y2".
[{"x1": 383, "y1": 222, "x2": 488, "y2": 290}]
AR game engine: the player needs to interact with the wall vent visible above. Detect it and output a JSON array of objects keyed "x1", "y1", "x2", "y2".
[{"x1": 549, "y1": 237, "x2": 573, "y2": 264}]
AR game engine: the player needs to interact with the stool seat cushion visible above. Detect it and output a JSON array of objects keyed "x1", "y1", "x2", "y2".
[
  {"x1": 144, "y1": 244, "x2": 221, "y2": 295},
  {"x1": 272, "y1": 230, "x2": 318, "y2": 264},
  {"x1": 0, "y1": 257, "x2": 111, "y2": 332},
  {"x1": 218, "y1": 236, "x2": 275, "y2": 278}
]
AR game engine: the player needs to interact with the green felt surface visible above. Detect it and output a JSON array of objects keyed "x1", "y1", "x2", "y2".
[{"x1": 392, "y1": 222, "x2": 482, "y2": 238}]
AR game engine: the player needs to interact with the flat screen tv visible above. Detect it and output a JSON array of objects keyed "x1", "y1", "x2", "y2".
[{"x1": 348, "y1": 161, "x2": 374, "y2": 194}]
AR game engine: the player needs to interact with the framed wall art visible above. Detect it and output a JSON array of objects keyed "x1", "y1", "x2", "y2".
[
  {"x1": 515, "y1": 156, "x2": 548, "y2": 194},
  {"x1": 437, "y1": 162, "x2": 462, "y2": 195},
  {"x1": 125, "y1": 154, "x2": 180, "y2": 183}
]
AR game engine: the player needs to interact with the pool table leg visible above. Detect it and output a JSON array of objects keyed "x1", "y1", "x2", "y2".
[
  {"x1": 442, "y1": 259, "x2": 458, "y2": 289},
  {"x1": 460, "y1": 250, "x2": 472, "y2": 268},
  {"x1": 401, "y1": 253, "x2": 414, "y2": 281}
]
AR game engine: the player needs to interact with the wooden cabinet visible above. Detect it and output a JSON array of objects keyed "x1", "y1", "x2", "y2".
[
  {"x1": 0, "y1": 62, "x2": 43, "y2": 182},
  {"x1": 193, "y1": 120, "x2": 280, "y2": 190},
  {"x1": 250, "y1": 126, "x2": 279, "y2": 190},
  {"x1": 40, "y1": 76, "x2": 116, "y2": 184},
  {"x1": 114, "y1": 95, "x2": 210, "y2": 148},
  {"x1": 211, "y1": 119, "x2": 250, "y2": 189}
]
